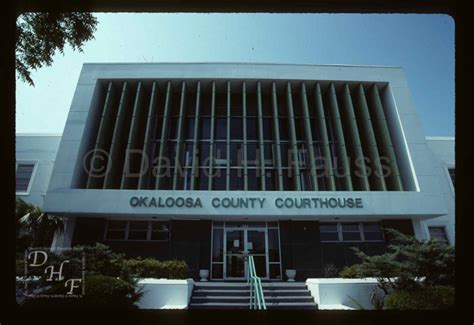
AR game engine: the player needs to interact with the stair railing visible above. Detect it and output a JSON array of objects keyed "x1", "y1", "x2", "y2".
[{"x1": 247, "y1": 255, "x2": 266, "y2": 310}]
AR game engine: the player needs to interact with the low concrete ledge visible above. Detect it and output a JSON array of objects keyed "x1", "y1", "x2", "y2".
[
  {"x1": 306, "y1": 278, "x2": 383, "y2": 310},
  {"x1": 136, "y1": 278, "x2": 194, "y2": 309}
]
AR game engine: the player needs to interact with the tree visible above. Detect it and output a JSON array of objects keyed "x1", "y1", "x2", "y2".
[
  {"x1": 16, "y1": 198, "x2": 64, "y2": 248},
  {"x1": 16, "y1": 12, "x2": 98, "y2": 86},
  {"x1": 340, "y1": 228, "x2": 455, "y2": 294}
]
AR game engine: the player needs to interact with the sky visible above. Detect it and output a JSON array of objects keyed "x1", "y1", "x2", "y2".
[{"x1": 15, "y1": 13, "x2": 454, "y2": 136}]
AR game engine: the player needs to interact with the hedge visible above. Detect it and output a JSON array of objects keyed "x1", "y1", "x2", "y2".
[
  {"x1": 385, "y1": 285, "x2": 454, "y2": 310},
  {"x1": 21, "y1": 274, "x2": 141, "y2": 310},
  {"x1": 124, "y1": 258, "x2": 188, "y2": 279}
]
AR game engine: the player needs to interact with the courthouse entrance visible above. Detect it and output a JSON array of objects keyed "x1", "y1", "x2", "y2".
[{"x1": 210, "y1": 222, "x2": 282, "y2": 280}]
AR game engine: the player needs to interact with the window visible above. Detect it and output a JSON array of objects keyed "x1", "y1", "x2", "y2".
[
  {"x1": 320, "y1": 223, "x2": 339, "y2": 241},
  {"x1": 150, "y1": 222, "x2": 170, "y2": 241},
  {"x1": 105, "y1": 220, "x2": 127, "y2": 240},
  {"x1": 448, "y1": 167, "x2": 455, "y2": 186},
  {"x1": 16, "y1": 162, "x2": 36, "y2": 193},
  {"x1": 428, "y1": 226, "x2": 449, "y2": 244},
  {"x1": 105, "y1": 220, "x2": 170, "y2": 241},
  {"x1": 341, "y1": 223, "x2": 362, "y2": 241},
  {"x1": 320, "y1": 222, "x2": 384, "y2": 242}
]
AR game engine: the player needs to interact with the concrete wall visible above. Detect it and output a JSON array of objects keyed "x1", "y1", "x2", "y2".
[
  {"x1": 306, "y1": 278, "x2": 385, "y2": 310},
  {"x1": 39, "y1": 63, "x2": 454, "y2": 243},
  {"x1": 421, "y1": 137, "x2": 455, "y2": 244},
  {"x1": 135, "y1": 279, "x2": 194, "y2": 309},
  {"x1": 16, "y1": 134, "x2": 61, "y2": 208}
]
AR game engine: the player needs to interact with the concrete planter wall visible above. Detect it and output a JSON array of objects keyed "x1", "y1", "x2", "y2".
[
  {"x1": 306, "y1": 278, "x2": 386, "y2": 310},
  {"x1": 136, "y1": 278, "x2": 194, "y2": 309}
]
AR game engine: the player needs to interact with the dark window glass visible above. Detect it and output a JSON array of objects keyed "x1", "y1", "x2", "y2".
[
  {"x1": 268, "y1": 229, "x2": 280, "y2": 262},
  {"x1": 263, "y1": 143, "x2": 274, "y2": 166},
  {"x1": 16, "y1": 163, "x2": 35, "y2": 192},
  {"x1": 428, "y1": 226, "x2": 449, "y2": 243},
  {"x1": 269, "y1": 264, "x2": 282, "y2": 280},
  {"x1": 212, "y1": 168, "x2": 226, "y2": 190},
  {"x1": 150, "y1": 222, "x2": 170, "y2": 241},
  {"x1": 278, "y1": 118, "x2": 289, "y2": 141},
  {"x1": 300, "y1": 169, "x2": 313, "y2": 191},
  {"x1": 320, "y1": 224, "x2": 338, "y2": 232},
  {"x1": 168, "y1": 117, "x2": 179, "y2": 139},
  {"x1": 320, "y1": 223, "x2": 339, "y2": 241},
  {"x1": 106, "y1": 230, "x2": 126, "y2": 240},
  {"x1": 229, "y1": 169, "x2": 244, "y2": 190},
  {"x1": 247, "y1": 117, "x2": 258, "y2": 141},
  {"x1": 320, "y1": 232, "x2": 339, "y2": 241},
  {"x1": 280, "y1": 143, "x2": 290, "y2": 168},
  {"x1": 248, "y1": 169, "x2": 259, "y2": 190},
  {"x1": 212, "y1": 229, "x2": 224, "y2": 262},
  {"x1": 247, "y1": 143, "x2": 258, "y2": 166},
  {"x1": 214, "y1": 142, "x2": 227, "y2": 162},
  {"x1": 185, "y1": 117, "x2": 195, "y2": 139},
  {"x1": 201, "y1": 117, "x2": 211, "y2": 139},
  {"x1": 448, "y1": 168, "x2": 455, "y2": 186},
  {"x1": 128, "y1": 221, "x2": 148, "y2": 240},
  {"x1": 230, "y1": 142, "x2": 243, "y2": 166},
  {"x1": 341, "y1": 223, "x2": 361, "y2": 241},
  {"x1": 212, "y1": 264, "x2": 223, "y2": 279},
  {"x1": 183, "y1": 168, "x2": 193, "y2": 190},
  {"x1": 158, "y1": 167, "x2": 174, "y2": 190},
  {"x1": 198, "y1": 142, "x2": 211, "y2": 166},
  {"x1": 295, "y1": 118, "x2": 306, "y2": 140},
  {"x1": 230, "y1": 117, "x2": 243, "y2": 139},
  {"x1": 215, "y1": 117, "x2": 227, "y2": 140},
  {"x1": 264, "y1": 169, "x2": 277, "y2": 191},
  {"x1": 197, "y1": 167, "x2": 209, "y2": 190},
  {"x1": 263, "y1": 117, "x2": 274, "y2": 140}
]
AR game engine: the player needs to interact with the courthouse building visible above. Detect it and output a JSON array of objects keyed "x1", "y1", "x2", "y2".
[{"x1": 16, "y1": 63, "x2": 455, "y2": 281}]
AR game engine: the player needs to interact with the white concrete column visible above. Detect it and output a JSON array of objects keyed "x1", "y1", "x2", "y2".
[
  {"x1": 50, "y1": 217, "x2": 76, "y2": 253},
  {"x1": 411, "y1": 218, "x2": 427, "y2": 241}
]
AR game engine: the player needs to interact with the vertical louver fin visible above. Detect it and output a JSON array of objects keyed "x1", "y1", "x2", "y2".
[
  {"x1": 86, "y1": 81, "x2": 117, "y2": 189},
  {"x1": 138, "y1": 81, "x2": 159, "y2": 189},
  {"x1": 190, "y1": 81, "x2": 202, "y2": 190},
  {"x1": 155, "y1": 81, "x2": 172, "y2": 189},
  {"x1": 300, "y1": 82, "x2": 319, "y2": 191},
  {"x1": 242, "y1": 82, "x2": 249, "y2": 191},
  {"x1": 257, "y1": 82, "x2": 266, "y2": 191},
  {"x1": 286, "y1": 82, "x2": 301, "y2": 191},
  {"x1": 354, "y1": 84, "x2": 386, "y2": 191},
  {"x1": 225, "y1": 81, "x2": 232, "y2": 191},
  {"x1": 271, "y1": 82, "x2": 284, "y2": 191},
  {"x1": 208, "y1": 82, "x2": 216, "y2": 191},
  {"x1": 103, "y1": 81, "x2": 133, "y2": 189},
  {"x1": 340, "y1": 83, "x2": 370, "y2": 191},
  {"x1": 327, "y1": 83, "x2": 352, "y2": 191},
  {"x1": 121, "y1": 81, "x2": 148, "y2": 189},
  {"x1": 172, "y1": 81, "x2": 187, "y2": 190},
  {"x1": 368, "y1": 84, "x2": 404, "y2": 191}
]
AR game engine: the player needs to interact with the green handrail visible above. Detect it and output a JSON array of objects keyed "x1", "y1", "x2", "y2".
[{"x1": 247, "y1": 255, "x2": 266, "y2": 310}]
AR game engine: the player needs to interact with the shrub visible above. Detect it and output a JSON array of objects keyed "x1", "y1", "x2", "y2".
[
  {"x1": 345, "y1": 228, "x2": 455, "y2": 293},
  {"x1": 322, "y1": 263, "x2": 339, "y2": 278},
  {"x1": 385, "y1": 285, "x2": 454, "y2": 310},
  {"x1": 63, "y1": 243, "x2": 128, "y2": 279},
  {"x1": 339, "y1": 264, "x2": 362, "y2": 278},
  {"x1": 21, "y1": 274, "x2": 142, "y2": 310},
  {"x1": 124, "y1": 258, "x2": 188, "y2": 279}
]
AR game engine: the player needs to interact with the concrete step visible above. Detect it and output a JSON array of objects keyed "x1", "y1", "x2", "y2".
[
  {"x1": 188, "y1": 302, "x2": 318, "y2": 310},
  {"x1": 192, "y1": 289, "x2": 311, "y2": 297},
  {"x1": 188, "y1": 302, "x2": 250, "y2": 310},
  {"x1": 191, "y1": 296, "x2": 315, "y2": 304}
]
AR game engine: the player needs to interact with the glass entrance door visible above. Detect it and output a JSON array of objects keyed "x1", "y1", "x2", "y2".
[
  {"x1": 224, "y1": 228, "x2": 268, "y2": 280},
  {"x1": 225, "y1": 229, "x2": 245, "y2": 278}
]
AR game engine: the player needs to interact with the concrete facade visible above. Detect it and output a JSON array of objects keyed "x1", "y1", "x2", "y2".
[{"x1": 16, "y1": 63, "x2": 455, "y2": 280}]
